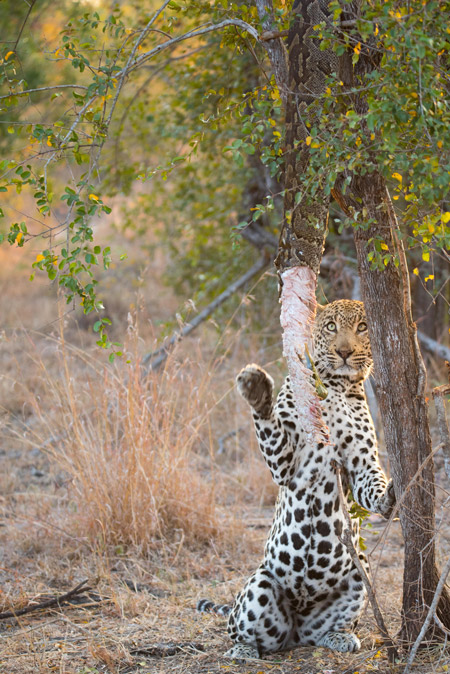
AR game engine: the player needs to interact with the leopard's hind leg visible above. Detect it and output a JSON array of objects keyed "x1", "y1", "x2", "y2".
[
  {"x1": 296, "y1": 564, "x2": 366, "y2": 653},
  {"x1": 226, "y1": 565, "x2": 295, "y2": 660}
]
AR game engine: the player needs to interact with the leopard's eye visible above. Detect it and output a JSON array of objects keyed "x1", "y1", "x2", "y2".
[
  {"x1": 326, "y1": 321, "x2": 337, "y2": 332},
  {"x1": 357, "y1": 321, "x2": 367, "y2": 332}
]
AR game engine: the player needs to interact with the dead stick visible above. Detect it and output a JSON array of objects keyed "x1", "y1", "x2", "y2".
[
  {"x1": 141, "y1": 255, "x2": 271, "y2": 371},
  {"x1": 405, "y1": 555, "x2": 450, "y2": 673},
  {"x1": 0, "y1": 579, "x2": 91, "y2": 620},
  {"x1": 332, "y1": 460, "x2": 398, "y2": 663}
]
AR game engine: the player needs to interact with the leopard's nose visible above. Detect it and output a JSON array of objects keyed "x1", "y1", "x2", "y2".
[{"x1": 336, "y1": 348, "x2": 354, "y2": 362}]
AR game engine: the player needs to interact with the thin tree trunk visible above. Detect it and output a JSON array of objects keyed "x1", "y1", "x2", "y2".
[{"x1": 351, "y1": 171, "x2": 450, "y2": 643}]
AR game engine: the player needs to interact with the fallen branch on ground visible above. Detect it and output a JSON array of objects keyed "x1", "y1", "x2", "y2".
[
  {"x1": 333, "y1": 460, "x2": 398, "y2": 663},
  {"x1": 129, "y1": 642, "x2": 205, "y2": 657},
  {"x1": 0, "y1": 579, "x2": 92, "y2": 620}
]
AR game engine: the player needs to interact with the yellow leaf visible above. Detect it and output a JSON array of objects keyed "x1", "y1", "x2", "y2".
[
  {"x1": 393, "y1": 195, "x2": 399, "y2": 200},
  {"x1": 370, "y1": 133, "x2": 375, "y2": 140},
  {"x1": 311, "y1": 141, "x2": 320, "y2": 148},
  {"x1": 89, "y1": 193, "x2": 99, "y2": 201},
  {"x1": 380, "y1": 243, "x2": 389, "y2": 250},
  {"x1": 424, "y1": 274, "x2": 434, "y2": 282},
  {"x1": 16, "y1": 232, "x2": 23, "y2": 244},
  {"x1": 374, "y1": 24, "x2": 379, "y2": 36},
  {"x1": 354, "y1": 42, "x2": 361, "y2": 54},
  {"x1": 325, "y1": 87, "x2": 331, "y2": 95},
  {"x1": 428, "y1": 223, "x2": 435, "y2": 233},
  {"x1": 441, "y1": 211, "x2": 450, "y2": 223},
  {"x1": 392, "y1": 172, "x2": 402, "y2": 182},
  {"x1": 306, "y1": 136, "x2": 312, "y2": 146},
  {"x1": 5, "y1": 51, "x2": 14, "y2": 61},
  {"x1": 374, "y1": 650, "x2": 382, "y2": 658},
  {"x1": 355, "y1": 137, "x2": 361, "y2": 146},
  {"x1": 437, "y1": 140, "x2": 443, "y2": 148},
  {"x1": 422, "y1": 251, "x2": 430, "y2": 262},
  {"x1": 36, "y1": 254, "x2": 45, "y2": 262},
  {"x1": 413, "y1": 268, "x2": 419, "y2": 276},
  {"x1": 47, "y1": 138, "x2": 52, "y2": 147}
]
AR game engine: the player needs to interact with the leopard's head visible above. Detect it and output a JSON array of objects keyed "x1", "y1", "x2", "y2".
[{"x1": 313, "y1": 299, "x2": 372, "y2": 381}]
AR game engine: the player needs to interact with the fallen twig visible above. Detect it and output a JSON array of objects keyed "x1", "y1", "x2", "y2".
[
  {"x1": 333, "y1": 460, "x2": 399, "y2": 663},
  {"x1": 129, "y1": 641, "x2": 205, "y2": 657},
  {"x1": 0, "y1": 579, "x2": 92, "y2": 620}
]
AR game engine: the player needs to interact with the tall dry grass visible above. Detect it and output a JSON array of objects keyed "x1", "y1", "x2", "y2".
[{"x1": 12, "y1": 315, "x2": 233, "y2": 555}]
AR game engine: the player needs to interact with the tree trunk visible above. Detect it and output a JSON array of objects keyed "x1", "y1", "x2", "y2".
[
  {"x1": 351, "y1": 171, "x2": 450, "y2": 643},
  {"x1": 271, "y1": 0, "x2": 336, "y2": 440}
]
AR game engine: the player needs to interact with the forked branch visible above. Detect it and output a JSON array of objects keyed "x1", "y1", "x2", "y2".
[{"x1": 0, "y1": 579, "x2": 92, "y2": 620}]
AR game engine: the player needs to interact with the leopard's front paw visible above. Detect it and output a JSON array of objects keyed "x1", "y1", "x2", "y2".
[
  {"x1": 378, "y1": 479, "x2": 396, "y2": 519},
  {"x1": 236, "y1": 364, "x2": 274, "y2": 418}
]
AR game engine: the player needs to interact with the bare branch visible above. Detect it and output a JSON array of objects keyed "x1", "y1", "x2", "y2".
[
  {"x1": 0, "y1": 84, "x2": 89, "y2": 102},
  {"x1": 260, "y1": 29, "x2": 289, "y2": 41},
  {"x1": 13, "y1": 0, "x2": 37, "y2": 53},
  {"x1": 105, "y1": 0, "x2": 174, "y2": 129},
  {"x1": 333, "y1": 460, "x2": 399, "y2": 663},
  {"x1": 0, "y1": 580, "x2": 91, "y2": 620},
  {"x1": 417, "y1": 332, "x2": 450, "y2": 364},
  {"x1": 126, "y1": 19, "x2": 259, "y2": 75},
  {"x1": 142, "y1": 255, "x2": 271, "y2": 371},
  {"x1": 405, "y1": 556, "x2": 450, "y2": 673}
]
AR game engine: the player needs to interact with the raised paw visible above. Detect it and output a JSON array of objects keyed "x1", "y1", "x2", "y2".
[
  {"x1": 223, "y1": 643, "x2": 260, "y2": 662},
  {"x1": 377, "y1": 479, "x2": 396, "y2": 519},
  {"x1": 318, "y1": 631, "x2": 361, "y2": 653},
  {"x1": 236, "y1": 364, "x2": 274, "y2": 418}
]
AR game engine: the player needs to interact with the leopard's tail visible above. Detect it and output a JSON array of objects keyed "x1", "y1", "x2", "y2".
[{"x1": 196, "y1": 598, "x2": 232, "y2": 616}]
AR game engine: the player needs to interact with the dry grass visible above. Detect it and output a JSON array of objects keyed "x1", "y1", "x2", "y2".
[
  {"x1": 1, "y1": 240, "x2": 450, "y2": 674},
  {"x1": 4, "y1": 320, "x2": 246, "y2": 556}
]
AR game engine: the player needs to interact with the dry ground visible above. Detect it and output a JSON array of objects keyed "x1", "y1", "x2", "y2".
[{"x1": 1, "y1": 241, "x2": 450, "y2": 674}]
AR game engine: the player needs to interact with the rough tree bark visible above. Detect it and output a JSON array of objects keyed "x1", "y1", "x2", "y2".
[
  {"x1": 257, "y1": 0, "x2": 335, "y2": 441},
  {"x1": 351, "y1": 173, "x2": 450, "y2": 644},
  {"x1": 333, "y1": 3, "x2": 450, "y2": 641}
]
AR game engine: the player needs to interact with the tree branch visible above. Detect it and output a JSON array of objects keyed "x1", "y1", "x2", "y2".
[
  {"x1": 404, "y1": 556, "x2": 450, "y2": 673},
  {"x1": 126, "y1": 19, "x2": 259, "y2": 75},
  {"x1": 141, "y1": 255, "x2": 271, "y2": 371},
  {"x1": 0, "y1": 84, "x2": 89, "y2": 102},
  {"x1": 0, "y1": 580, "x2": 91, "y2": 620}
]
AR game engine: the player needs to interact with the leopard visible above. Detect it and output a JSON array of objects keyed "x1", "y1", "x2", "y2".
[{"x1": 197, "y1": 299, "x2": 395, "y2": 661}]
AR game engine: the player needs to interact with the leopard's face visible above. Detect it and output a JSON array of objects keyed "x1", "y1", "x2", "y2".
[{"x1": 313, "y1": 300, "x2": 372, "y2": 381}]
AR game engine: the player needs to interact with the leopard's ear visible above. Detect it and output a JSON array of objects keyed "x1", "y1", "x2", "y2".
[{"x1": 316, "y1": 303, "x2": 326, "y2": 313}]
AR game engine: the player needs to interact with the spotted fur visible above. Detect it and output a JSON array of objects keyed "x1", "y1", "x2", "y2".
[{"x1": 197, "y1": 300, "x2": 395, "y2": 660}]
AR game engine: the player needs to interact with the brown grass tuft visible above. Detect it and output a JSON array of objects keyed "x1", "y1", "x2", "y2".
[{"x1": 13, "y1": 316, "x2": 234, "y2": 556}]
